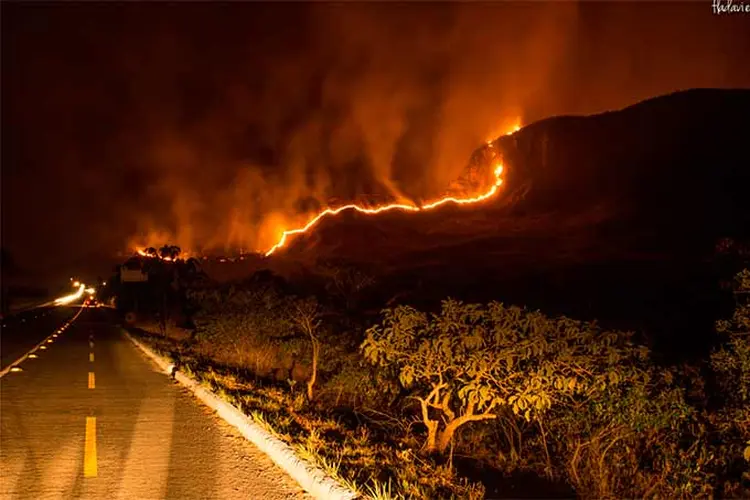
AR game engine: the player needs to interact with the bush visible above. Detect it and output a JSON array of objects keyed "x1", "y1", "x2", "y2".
[
  {"x1": 712, "y1": 269, "x2": 750, "y2": 407},
  {"x1": 551, "y1": 370, "x2": 707, "y2": 498},
  {"x1": 168, "y1": 268, "x2": 750, "y2": 499},
  {"x1": 709, "y1": 269, "x2": 750, "y2": 494},
  {"x1": 363, "y1": 299, "x2": 651, "y2": 455}
]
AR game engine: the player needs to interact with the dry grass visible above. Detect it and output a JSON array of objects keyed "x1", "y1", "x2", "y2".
[
  {"x1": 137, "y1": 318, "x2": 313, "y2": 383},
  {"x1": 136, "y1": 319, "x2": 193, "y2": 341},
  {"x1": 128, "y1": 327, "x2": 485, "y2": 499}
]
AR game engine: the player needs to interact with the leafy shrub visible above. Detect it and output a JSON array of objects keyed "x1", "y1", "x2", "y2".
[
  {"x1": 551, "y1": 370, "x2": 706, "y2": 498},
  {"x1": 363, "y1": 299, "x2": 650, "y2": 454},
  {"x1": 710, "y1": 269, "x2": 750, "y2": 494},
  {"x1": 168, "y1": 268, "x2": 750, "y2": 499},
  {"x1": 712, "y1": 269, "x2": 750, "y2": 407}
]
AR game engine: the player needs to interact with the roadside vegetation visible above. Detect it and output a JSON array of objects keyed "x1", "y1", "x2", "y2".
[{"x1": 125, "y1": 255, "x2": 750, "y2": 499}]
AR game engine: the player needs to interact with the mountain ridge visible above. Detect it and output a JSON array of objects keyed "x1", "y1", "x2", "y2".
[{"x1": 264, "y1": 88, "x2": 750, "y2": 358}]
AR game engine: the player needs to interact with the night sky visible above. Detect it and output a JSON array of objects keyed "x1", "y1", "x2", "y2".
[{"x1": 2, "y1": 2, "x2": 749, "y2": 287}]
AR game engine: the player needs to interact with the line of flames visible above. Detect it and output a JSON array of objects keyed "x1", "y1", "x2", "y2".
[
  {"x1": 264, "y1": 162, "x2": 505, "y2": 256},
  {"x1": 134, "y1": 124, "x2": 519, "y2": 259},
  {"x1": 135, "y1": 250, "x2": 175, "y2": 260}
]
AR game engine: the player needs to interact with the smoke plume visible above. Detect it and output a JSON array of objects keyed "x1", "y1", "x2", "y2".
[{"x1": 3, "y1": 2, "x2": 749, "y2": 272}]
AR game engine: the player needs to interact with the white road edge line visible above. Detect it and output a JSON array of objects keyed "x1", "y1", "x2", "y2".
[
  {"x1": 0, "y1": 307, "x2": 84, "y2": 378},
  {"x1": 123, "y1": 330, "x2": 358, "y2": 500}
]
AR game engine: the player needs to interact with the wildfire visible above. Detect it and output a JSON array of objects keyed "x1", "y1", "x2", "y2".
[
  {"x1": 136, "y1": 249, "x2": 182, "y2": 261},
  {"x1": 133, "y1": 123, "x2": 519, "y2": 259},
  {"x1": 264, "y1": 126, "x2": 515, "y2": 257}
]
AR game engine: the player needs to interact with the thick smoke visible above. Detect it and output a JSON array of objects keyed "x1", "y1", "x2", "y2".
[
  {"x1": 4, "y1": 2, "x2": 750, "y2": 273},
  {"x1": 127, "y1": 3, "x2": 584, "y2": 253}
]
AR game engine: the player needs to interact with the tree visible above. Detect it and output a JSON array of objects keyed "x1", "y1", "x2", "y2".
[
  {"x1": 291, "y1": 297, "x2": 322, "y2": 401},
  {"x1": 158, "y1": 245, "x2": 181, "y2": 260},
  {"x1": 362, "y1": 299, "x2": 649, "y2": 454}
]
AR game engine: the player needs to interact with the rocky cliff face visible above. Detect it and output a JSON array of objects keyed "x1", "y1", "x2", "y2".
[{"x1": 487, "y1": 88, "x2": 750, "y2": 254}]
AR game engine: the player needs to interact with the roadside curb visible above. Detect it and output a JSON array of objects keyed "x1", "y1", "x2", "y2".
[{"x1": 123, "y1": 330, "x2": 359, "y2": 500}]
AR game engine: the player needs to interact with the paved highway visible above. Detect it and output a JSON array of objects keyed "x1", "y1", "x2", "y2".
[
  {"x1": 1, "y1": 307, "x2": 310, "y2": 499},
  {"x1": 1, "y1": 306, "x2": 78, "y2": 371}
]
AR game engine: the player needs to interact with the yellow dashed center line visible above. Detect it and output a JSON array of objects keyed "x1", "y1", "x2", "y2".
[
  {"x1": 84, "y1": 417, "x2": 97, "y2": 478},
  {"x1": 89, "y1": 341, "x2": 94, "y2": 349},
  {"x1": 88, "y1": 372, "x2": 95, "y2": 389},
  {"x1": 89, "y1": 352, "x2": 94, "y2": 362}
]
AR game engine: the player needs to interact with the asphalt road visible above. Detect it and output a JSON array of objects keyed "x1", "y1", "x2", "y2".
[
  {"x1": 1, "y1": 306, "x2": 78, "y2": 370},
  {"x1": 1, "y1": 307, "x2": 310, "y2": 499}
]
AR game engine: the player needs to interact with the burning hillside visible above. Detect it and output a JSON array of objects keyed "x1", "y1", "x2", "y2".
[
  {"x1": 132, "y1": 88, "x2": 750, "y2": 273},
  {"x1": 131, "y1": 122, "x2": 517, "y2": 259},
  {"x1": 254, "y1": 89, "x2": 750, "y2": 357},
  {"x1": 123, "y1": 88, "x2": 749, "y2": 357},
  {"x1": 264, "y1": 137, "x2": 510, "y2": 256},
  {"x1": 275, "y1": 89, "x2": 750, "y2": 260}
]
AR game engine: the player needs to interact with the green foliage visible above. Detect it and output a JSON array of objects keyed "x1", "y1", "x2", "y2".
[
  {"x1": 708, "y1": 269, "x2": 750, "y2": 493},
  {"x1": 570, "y1": 370, "x2": 693, "y2": 435},
  {"x1": 323, "y1": 354, "x2": 401, "y2": 408},
  {"x1": 172, "y1": 267, "x2": 750, "y2": 499},
  {"x1": 549, "y1": 367, "x2": 705, "y2": 498},
  {"x1": 185, "y1": 284, "x2": 311, "y2": 379},
  {"x1": 712, "y1": 336, "x2": 750, "y2": 406},
  {"x1": 546, "y1": 269, "x2": 750, "y2": 498},
  {"x1": 189, "y1": 284, "x2": 294, "y2": 337},
  {"x1": 363, "y1": 299, "x2": 649, "y2": 453},
  {"x1": 712, "y1": 269, "x2": 750, "y2": 407}
]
